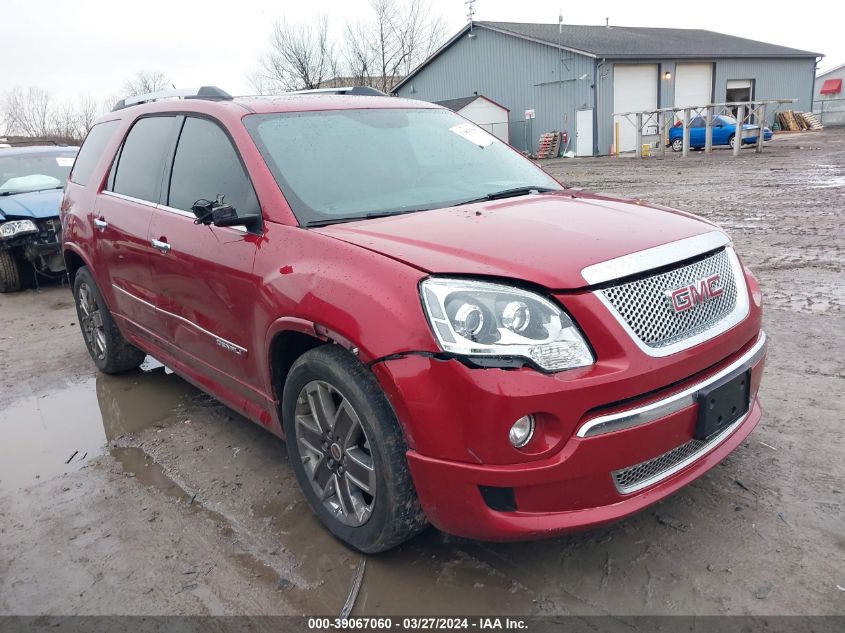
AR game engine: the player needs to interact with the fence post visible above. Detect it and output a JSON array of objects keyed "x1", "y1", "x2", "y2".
[
  {"x1": 734, "y1": 104, "x2": 745, "y2": 156},
  {"x1": 756, "y1": 103, "x2": 766, "y2": 154},
  {"x1": 635, "y1": 113, "x2": 643, "y2": 158},
  {"x1": 705, "y1": 105, "x2": 713, "y2": 153},
  {"x1": 660, "y1": 112, "x2": 667, "y2": 158},
  {"x1": 682, "y1": 108, "x2": 690, "y2": 157}
]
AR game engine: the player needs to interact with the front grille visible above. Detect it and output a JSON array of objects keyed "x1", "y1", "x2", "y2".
[
  {"x1": 599, "y1": 248, "x2": 737, "y2": 349},
  {"x1": 611, "y1": 413, "x2": 743, "y2": 494},
  {"x1": 613, "y1": 438, "x2": 707, "y2": 493}
]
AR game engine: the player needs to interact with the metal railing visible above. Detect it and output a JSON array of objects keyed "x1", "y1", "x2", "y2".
[
  {"x1": 613, "y1": 99, "x2": 795, "y2": 158},
  {"x1": 812, "y1": 98, "x2": 845, "y2": 126}
]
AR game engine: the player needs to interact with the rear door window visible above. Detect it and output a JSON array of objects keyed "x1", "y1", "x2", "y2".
[
  {"x1": 70, "y1": 120, "x2": 119, "y2": 186},
  {"x1": 110, "y1": 116, "x2": 178, "y2": 203},
  {"x1": 166, "y1": 116, "x2": 259, "y2": 215}
]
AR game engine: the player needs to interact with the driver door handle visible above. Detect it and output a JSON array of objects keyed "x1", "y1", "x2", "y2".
[
  {"x1": 151, "y1": 238, "x2": 171, "y2": 254},
  {"x1": 93, "y1": 218, "x2": 108, "y2": 232}
]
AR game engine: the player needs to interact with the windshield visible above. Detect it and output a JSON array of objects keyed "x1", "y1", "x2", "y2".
[
  {"x1": 718, "y1": 116, "x2": 738, "y2": 126},
  {"x1": 0, "y1": 151, "x2": 77, "y2": 195},
  {"x1": 244, "y1": 108, "x2": 562, "y2": 225}
]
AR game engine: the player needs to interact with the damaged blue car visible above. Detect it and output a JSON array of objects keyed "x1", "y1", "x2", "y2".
[{"x1": 0, "y1": 145, "x2": 78, "y2": 292}]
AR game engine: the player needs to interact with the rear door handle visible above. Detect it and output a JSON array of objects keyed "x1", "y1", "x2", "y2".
[
  {"x1": 93, "y1": 218, "x2": 108, "y2": 232},
  {"x1": 151, "y1": 238, "x2": 171, "y2": 254}
]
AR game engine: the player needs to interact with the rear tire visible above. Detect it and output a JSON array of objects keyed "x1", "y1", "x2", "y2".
[
  {"x1": 0, "y1": 249, "x2": 21, "y2": 293},
  {"x1": 282, "y1": 345, "x2": 427, "y2": 553},
  {"x1": 728, "y1": 134, "x2": 736, "y2": 149},
  {"x1": 670, "y1": 138, "x2": 683, "y2": 152},
  {"x1": 73, "y1": 266, "x2": 146, "y2": 374}
]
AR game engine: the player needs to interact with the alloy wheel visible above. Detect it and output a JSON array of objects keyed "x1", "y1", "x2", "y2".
[
  {"x1": 294, "y1": 380, "x2": 376, "y2": 526},
  {"x1": 77, "y1": 282, "x2": 107, "y2": 361}
]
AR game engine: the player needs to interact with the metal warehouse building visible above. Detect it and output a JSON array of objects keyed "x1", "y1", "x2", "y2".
[{"x1": 393, "y1": 21, "x2": 821, "y2": 155}]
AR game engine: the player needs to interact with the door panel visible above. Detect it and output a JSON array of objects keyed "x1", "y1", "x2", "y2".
[
  {"x1": 613, "y1": 64, "x2": 658, "y2": 153},
  {"x1": 674, "y1": 63, "x2": 713, "y2": 109},
  {"x1": 94, "y1": 115, "x2": 179, "y2": 336},
  {"x1": 148, "y1": 209, "x2": 262, "y2": 402},
  {"x1": 94, "y1": 192, "x2": 159, "y2": 331},
  {"x1": 576, "y1": 109, "x2": 593, "y2": 157},
  {"x1": 148, "y1": 115, "x2": 266, "y2": 404}
]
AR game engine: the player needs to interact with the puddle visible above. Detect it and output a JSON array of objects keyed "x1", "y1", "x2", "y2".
[
  {"x1": 253, "y1": 498, "x2": 538, "y2": 615},
  {"x1": 111, "y1": 445, "x2": 305, "y2": 602},
  {"x1": 0, "y1": 360, "x2": 198, "y2": 492}
]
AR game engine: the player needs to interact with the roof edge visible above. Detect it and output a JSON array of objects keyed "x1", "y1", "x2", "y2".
[
  {"x1": 817, "y1": 62, "x2": 845, "y2": 78},
  {"x1": 393, "y1": 23, "x2": 472, "y2": 92}
]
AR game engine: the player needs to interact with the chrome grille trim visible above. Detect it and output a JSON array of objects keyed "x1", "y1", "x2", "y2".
[
  {"x1": 577, "y1": 331, "x2": 766, "y2": 438},
  {"x1": 581, "y1": 231, "x2": 730, "y2": 285},
  {"x1": 612, "y1": 410, "x2": 749, "y2": 494},
  {"x1": 594, "y1": 246, "x2": 749, "y2": 357}
]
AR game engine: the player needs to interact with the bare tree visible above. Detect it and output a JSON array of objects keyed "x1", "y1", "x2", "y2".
[
  {"x1": 1, "y1": 87, "x2": 105, "y2": 142},
  {"x1": 345, "y1": 0, "x2": 446, "y2": 92},
  {"x1": 52, "y1": 95, "x2": 101, "y2": 140},
  {"x1": 122, "y1": 70, "x2": 171, "y2": 97},
  {"x1": 250, "y1": 2, "x2": 444, "y2": 94},
  {"x1": 251, "y1": 15, "x2": 338, "y2": 93},
  {"x1": 1, "y1": 86, "x2": 52, "y2": 137}
]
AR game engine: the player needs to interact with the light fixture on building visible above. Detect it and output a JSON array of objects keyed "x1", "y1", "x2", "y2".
[{"x1": 663, "y1": 71, "x2": 672, "y2": 80}]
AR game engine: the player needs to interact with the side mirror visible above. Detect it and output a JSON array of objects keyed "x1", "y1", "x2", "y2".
[{"x1": 191, "y1": 197, "x2": 260, "y2": 230}]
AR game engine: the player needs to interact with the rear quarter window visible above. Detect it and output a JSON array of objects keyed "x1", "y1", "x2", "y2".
[
  {"x1": 110, "y1": 116, "x2": 178, "y2": 203},
  {"x1": 69, "y1": 120, "x2": 120, "y2": 186}
]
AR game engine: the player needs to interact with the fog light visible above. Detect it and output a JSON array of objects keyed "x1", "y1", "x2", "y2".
[{"x1": 508, "y1": 415, "x2": 535, "y2": 448}]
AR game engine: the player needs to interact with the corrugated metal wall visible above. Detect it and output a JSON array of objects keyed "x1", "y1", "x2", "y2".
[
  {"x1": 596, "y1": 58, "x2": 816, "y2": 153},
  {"x1": 395, "y1": 28, "x2": 595, "y2": 153},
  {"x1": 398, "y1": 26, "x2": 817, "y2": 155}
]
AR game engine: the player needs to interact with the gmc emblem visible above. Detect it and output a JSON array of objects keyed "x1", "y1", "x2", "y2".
[{"x1": 667, "y1": 274, "x2": 723, "y2": 313}]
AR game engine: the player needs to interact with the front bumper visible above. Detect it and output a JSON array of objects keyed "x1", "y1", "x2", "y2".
[{"x1": 373, "y1": 324, "x2": 766, "y2": 541}]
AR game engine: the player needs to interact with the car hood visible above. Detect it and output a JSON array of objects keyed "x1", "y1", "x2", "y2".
[
  {"x1": 0, "y1": 189, "x2": 62, "y2": 221},
  {"x1": 316, "y1": 191, "x2": 722, "y2": 289}
]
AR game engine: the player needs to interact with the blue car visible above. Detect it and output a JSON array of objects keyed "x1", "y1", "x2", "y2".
[
  {"x1": 669, "y1": 114, "x2": 773, "y2": 151},
  {"x1": 0, "y1": 145, "x2": 78, "y2": 291}
]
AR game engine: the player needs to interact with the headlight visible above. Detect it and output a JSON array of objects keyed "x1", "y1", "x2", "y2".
[
  {"x1": 420, "y1": 278, "x2": 594, "y2": 372},
  {"x1": 0, "y1": 219, "x2": 38, "y2": 240}
]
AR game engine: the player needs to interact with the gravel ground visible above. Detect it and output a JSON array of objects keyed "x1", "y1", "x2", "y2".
[{"x1": 0, "y1": 129, "x2": 843, "y2": 617}]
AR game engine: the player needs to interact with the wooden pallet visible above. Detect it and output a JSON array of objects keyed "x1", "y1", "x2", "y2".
[
  {"x1": 776, "y1": 110, "x2": 822, "y2": 132},
  {"x1": 535, "y1": 132, "x2": 561, "y2": 159},
  {"x1": 800, "y1": 112, "x2": 824, "y2": 130}
]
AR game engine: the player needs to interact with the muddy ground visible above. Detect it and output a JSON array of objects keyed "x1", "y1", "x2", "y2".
[{"x1": 1, "y1": 130, "x2": 843, "y2": 617}]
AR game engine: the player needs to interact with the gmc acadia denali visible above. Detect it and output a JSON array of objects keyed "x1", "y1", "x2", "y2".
[{"x1": 61, "y1": 87, "x2": 766, "y2": 552}]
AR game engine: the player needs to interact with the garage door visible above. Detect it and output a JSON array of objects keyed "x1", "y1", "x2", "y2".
[
  {"x1": 613, "y1": 64, "x2": 658, "y2": 153},
  {"x1": 675, "y1": 63, "x2": 713, "y2": 108}
]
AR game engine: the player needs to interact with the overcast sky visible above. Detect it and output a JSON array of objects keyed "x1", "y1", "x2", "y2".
[{"x1": 2, "y1": 0, "x2": 840, "y2": 105}]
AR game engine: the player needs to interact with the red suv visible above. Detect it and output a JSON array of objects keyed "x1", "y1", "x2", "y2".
[{"x1": 62, "y1": 87, "x2": 765, "y2": 553}]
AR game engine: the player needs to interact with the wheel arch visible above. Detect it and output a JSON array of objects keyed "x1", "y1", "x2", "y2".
[
  {"x1": 264, "y1": 318, "x2": 415, "y2": 449},
  {"x1": 63, "y1": 244, "x2": 92, "y2": 287}
]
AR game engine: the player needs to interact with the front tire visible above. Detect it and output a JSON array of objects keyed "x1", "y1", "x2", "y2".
[
  {"x1": 282, "y1": 345, "x2": 427, "y2": 553},
  {"x1": 728, "y1": 134, "x2": 736, "y2": 149},
  {"x1": 0, "y1": 249, "x2": 21, "y2": 293},
  {"x1": 670, "y1": 138, "x2": 683, "y2": 152},
  {"x1": 73, "y1": 266, "x2": 146, "y2": 374}
]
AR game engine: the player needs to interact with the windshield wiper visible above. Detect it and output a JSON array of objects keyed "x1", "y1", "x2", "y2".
[
  {"x1": 0, "y1": 186, "x2": 63, "y2": 197},
  {"x1": 304, "y1": 208, "x2": 426, "y2": 228},
  {"x1": 454, "y1": 186, "x2": 557, "y2": 206}
]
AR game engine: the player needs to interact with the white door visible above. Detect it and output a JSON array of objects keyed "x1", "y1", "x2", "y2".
[
  {"x1": 674, "y1": 63, "x2": 713, "y2": 108},
  {"x1": 613, "y1": 64, "x2": 658, "y2": 153},
  {"x1": 576, "y1": 109, "x2": 593, "y2": 156}
]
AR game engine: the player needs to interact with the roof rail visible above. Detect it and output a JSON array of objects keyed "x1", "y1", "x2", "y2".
[
  {"x1": 112, "y1": 86, "x2": 233, "y2": 111},
  {"x1": 286, "y1": 86, "x2": 387, "y2": 97}
]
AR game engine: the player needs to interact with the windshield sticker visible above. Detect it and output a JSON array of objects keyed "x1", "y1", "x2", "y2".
[
  {"x1": 56, "y1": 157, "x2": 75, "y2": 167},
  {"x1": 449, "y1": 123, "x2": 494, "y2": 148}
]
